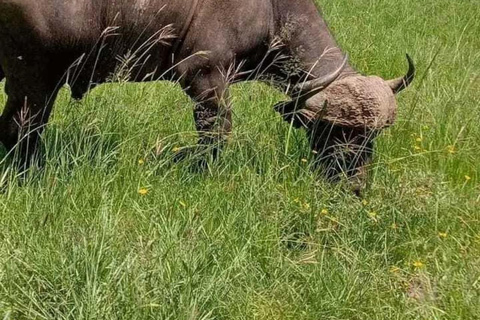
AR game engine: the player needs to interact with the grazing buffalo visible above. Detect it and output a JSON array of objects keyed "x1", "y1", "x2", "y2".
[{"x1": 0, "y1": 0, "x2": 414, "y2": 191}]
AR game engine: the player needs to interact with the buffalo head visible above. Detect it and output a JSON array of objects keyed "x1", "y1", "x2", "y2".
[{"x1": 275, "y1": 55, "x2": 415, "y2": 193}]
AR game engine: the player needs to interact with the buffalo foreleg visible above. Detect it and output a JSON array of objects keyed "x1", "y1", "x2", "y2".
[{"x1": 177, "y1": 70, "x2": 232, "y2": 165}]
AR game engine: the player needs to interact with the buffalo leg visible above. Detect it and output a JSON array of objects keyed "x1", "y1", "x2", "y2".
[
  {"x1": 177, "y1": 71, "x2": 232, "y2": 163},
  {"x1": 0, "y1": 73, "x2": 61, "y2": 168}
]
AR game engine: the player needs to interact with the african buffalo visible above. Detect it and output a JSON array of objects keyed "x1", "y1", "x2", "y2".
[{"x1": 0, "y1": 0, "x2": 414, "y2": 190}]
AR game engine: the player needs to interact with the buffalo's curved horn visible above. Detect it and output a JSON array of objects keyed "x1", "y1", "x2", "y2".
[
  {"x1": 294, "y1": 55, "x2": 348, "y2": 94},
  {"x1": 387, "y1": 54, "x2": 415, "y2": 94}
]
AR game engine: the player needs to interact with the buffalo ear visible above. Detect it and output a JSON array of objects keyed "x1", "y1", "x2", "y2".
[{"x1": 274, "y1": 100, "x2": 310, "y2": 129}]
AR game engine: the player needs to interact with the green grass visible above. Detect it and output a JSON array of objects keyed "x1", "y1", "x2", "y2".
[{"x1": 1, "y1": 0, "x2": 479, "y2": 319}]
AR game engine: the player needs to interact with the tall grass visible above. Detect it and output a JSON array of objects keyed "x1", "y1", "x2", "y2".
[{"x1": 1, "y1": 0, "x2": 479, "y2": 319}]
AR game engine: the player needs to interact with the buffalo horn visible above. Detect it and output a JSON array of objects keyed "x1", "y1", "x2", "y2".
[
  {"x1": 294, "y1": 55, "x2": 348, "y2": 94},
  {"x1": 387, "y1": 54, "x2": 416, "y2": 94}
]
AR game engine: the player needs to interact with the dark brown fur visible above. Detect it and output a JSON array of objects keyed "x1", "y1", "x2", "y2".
[{"x1": 0, "y1": 0, "x2": 412, "y2": 189}]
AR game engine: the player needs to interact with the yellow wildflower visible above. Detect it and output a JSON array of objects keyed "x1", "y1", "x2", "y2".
[
  {"x1": 301, "y1": 158, "x2": 308, "y2": 163},
  {"x1": 465, "y1": 175, "x2": 471, "y2": 181},
  {"x1": 362, "y1": 199, "x2": 368, "y2": 206},
  {"x1": 412, "y1": 261, "x2": 424, "y2": 269},
  {"x1": 368, "y1": 211, "x2": 378, "y2": 223},
  {"x1": 390, "y1": 266, "x2": 401, "y2": 273},
  {"x1": 446, "y1": 145, "x2": 456, "y2": 154},
  {"x1": 320, "y1": 208, "x2": 329, "y2": 215},
  {"x1": 138, "y1": 159, "x2": 145, "y2": 165},
  {"x1": 172, "y1": 146, "x2": 181, "y2": 152},
  {"x1": 438, "y1": 232, "x2": 448, "y2": 238},
  {"x1": 414, "y1": 145, "x2": 422, "y2": 151},
  {"x1": 415, "y1": 137, "x2": 422, "y2": 143},
  {"x1": 138, "y1": 188, "x2": 149, "y2": 196},
  {"x1": 303, "y1": 202, "x2": 311, "y2": 210}
]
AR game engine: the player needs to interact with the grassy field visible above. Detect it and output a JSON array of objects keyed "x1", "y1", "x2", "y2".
[{"x1": 1, "y1": 0, "x2": 479, "y2": 319}]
